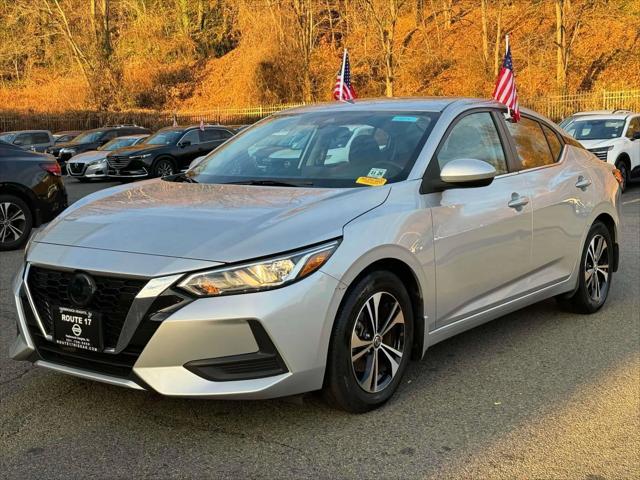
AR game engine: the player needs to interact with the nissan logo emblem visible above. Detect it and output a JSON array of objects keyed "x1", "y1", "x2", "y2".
[{"x1": 68, "y1": 273, "x2": 97, "y2": 307}]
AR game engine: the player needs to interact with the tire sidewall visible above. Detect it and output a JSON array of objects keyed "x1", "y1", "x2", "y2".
[
  {"x1": 0, "y1": 194, "x2": 33, "y2": 251},
  {"x1": 327, "y1": 271, "x2": 414, "y2": 411}
]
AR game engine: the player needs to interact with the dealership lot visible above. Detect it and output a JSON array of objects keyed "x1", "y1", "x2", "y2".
[{"x1": 1, "y1": 178, "x2": 638, "y2": 479}]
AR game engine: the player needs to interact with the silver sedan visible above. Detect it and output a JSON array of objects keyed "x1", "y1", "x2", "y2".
[{"x1": 11, "y1": 98, "x2": 622, "y2": 412}]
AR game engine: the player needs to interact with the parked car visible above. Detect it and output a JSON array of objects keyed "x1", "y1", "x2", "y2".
[
  {"x1": 46, "y1": 125, "x2": 151, "y2": 169},
  {"x1": 106, "y1": 124, "x2": 234, "y2": 179},
  {"x1": 0, "y1": 130, "x2": 54, "y2": 152},
  {"x1": 67, "y1": 134, "x2": 149, "y2": 182},
  {"x1": 560, "y1": 110, "x2": 639, "y2": 191},
  {"x1": 0, "y1": 143, "x2": 67, "y2": 250},
  {"x1": 53, "y1": 130, "x2": 82, "y2": 144},
  {"x1": 11, "y1": 99, "x2": 622, "y2": 412}
]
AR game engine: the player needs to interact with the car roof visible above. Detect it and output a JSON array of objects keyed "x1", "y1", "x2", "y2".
[
  {"x1": 1, "y1": 129, "x2": 51, "y2": 134},
  {"x1": 116, "y1": 134, "x2": 149, "y2": 139},
  {"x1": 568, "y1": 114, "x2": 636, "y2": 122},
  {"x1": 568, "y1": 110, "x2": 637, "y2": 120},
  {"x1": 279, "y1": 97, "x2": 511, "y2": 115},
  {"x1": 54, "y1": 130, "x2": 82, "y2": 135}
]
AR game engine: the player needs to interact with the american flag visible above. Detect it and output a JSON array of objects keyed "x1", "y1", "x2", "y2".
[
  {"x1": 492, "y1": 35, "x2": 520, "y2": 122},
  {"x1": 333, "y1": 49, "x2": 356, "y2": 102}
]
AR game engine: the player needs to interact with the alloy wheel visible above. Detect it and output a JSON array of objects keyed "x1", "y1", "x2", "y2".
[
  {"x1": 585, "y1": 234, "x2": 609, "y2": 303},
  {"x1": 350, "y1": 291, "x2": 406, "y2": 393},
  {"x1": 157, "y1": 161, "x2": 174, "y2": 177},
  {"x1": 0, "y1": 201, "x2": 26, "y2": 244}
]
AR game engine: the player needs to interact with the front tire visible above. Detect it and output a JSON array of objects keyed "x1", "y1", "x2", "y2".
[
  {"x1": 323, "y1": 271, "x2": 414, "y2": 413},
  {"x1": 559, "y1": 221, "x2": 613, "y2": 313},
  {"x1": 0, "y1": 195, "x2": 33, "y2": 251},
  {"x1": 615, "y1": 159, "x2": 629, "y2": 192}
]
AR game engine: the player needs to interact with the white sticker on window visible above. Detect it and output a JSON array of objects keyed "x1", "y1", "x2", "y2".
[{"x1": 367, "y1": 168, "x2": 387, "y2": 178}]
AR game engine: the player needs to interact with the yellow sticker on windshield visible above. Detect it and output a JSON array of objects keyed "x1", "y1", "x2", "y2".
[{"x1": 356, "y1": 176, "x2": 388, "y2": 186}]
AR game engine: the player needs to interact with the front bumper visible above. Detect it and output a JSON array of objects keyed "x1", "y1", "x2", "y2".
[
  {"x1": 11, "y1": 257, "x2": 344, "y2": 399},
  {"x1": 68, "y1": 160, "x2": 108, "y2": 179}
]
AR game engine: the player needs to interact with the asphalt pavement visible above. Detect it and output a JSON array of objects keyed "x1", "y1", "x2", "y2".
[{"x1": 1, "y1": 177, "x2": 639, "y2": 479}]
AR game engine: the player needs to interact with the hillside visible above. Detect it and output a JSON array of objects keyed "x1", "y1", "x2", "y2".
[{"x1": 0, "y1": 0, "x2": 638, "y2": 113}]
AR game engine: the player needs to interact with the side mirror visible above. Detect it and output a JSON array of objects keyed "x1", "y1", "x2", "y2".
[
  {"x1": 440, "y1": 158, "x2": 497, "y2": 187},
  {"x1": 632, "y1": 131, "x2": 640, "y2": 140},
  {"x1": 178, "y1": 140, "x2": 191, "y2": 148}
]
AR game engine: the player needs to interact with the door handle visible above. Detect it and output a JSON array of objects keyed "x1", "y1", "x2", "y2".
[
  {"x1": 508, "y1": 193, "x2": 529, "y2": 210},
  {"x1": 576, "y1": 176, "x2": 592, "y2": 190}
]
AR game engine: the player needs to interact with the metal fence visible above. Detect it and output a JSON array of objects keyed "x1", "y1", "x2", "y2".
[
  {"x1": 0, "y1": 90, "x2": 638, "y2": 133},
  {"x1": 525, "y1": 90, "x2": 640, "y2": 121}
]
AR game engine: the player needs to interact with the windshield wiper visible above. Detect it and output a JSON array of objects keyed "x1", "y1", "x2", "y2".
[
  {"x1": 225, "y1": 179, "x2": 314, "y2": 187},
  {"x1": 166, "y1": 172, "x2": 198, "y2": 183}
]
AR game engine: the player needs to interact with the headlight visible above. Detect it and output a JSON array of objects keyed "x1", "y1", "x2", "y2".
[
  {"x1": 87, "y1": 158, "x2": 107, "y2": 166},
  {"x1": 130, "y1": 153, "x2": 152, "y2": 160},
  {"x1": 178, "y1": 240, "x2": 340, "y2": 297},
  {"x1": 61, "y1": 148, "x2": 76, "y2": 155}
]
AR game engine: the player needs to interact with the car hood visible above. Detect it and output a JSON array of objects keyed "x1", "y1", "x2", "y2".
[
  {"x1": 36, "y1": 179, "x2": 390, "y2": 263},
  {"x1": 69, "y1": 150, "x2": 107, "y2": 164},
  {"x1": 579, "y1": 139, "x2": 619, "y2": 149},
  {"x1": 111, "y1": 144, "x2": 164, "y2": 157}
]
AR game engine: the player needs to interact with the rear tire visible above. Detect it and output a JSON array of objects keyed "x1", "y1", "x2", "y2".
[
  {"x1": 153, "y1": 158, "x2": 176, "y2": 178},
  {"x1": 0, "y1": 194, "x2": 33, "y2": 251},
  {"x1": 558, "y1": 221, "x2": 613, "y2": 313},
  {"x1": 323, "y1": 271, "x2": 414, "y2": 413}
]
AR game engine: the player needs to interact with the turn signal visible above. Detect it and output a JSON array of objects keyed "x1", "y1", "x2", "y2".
[{"x1": 612, "y1": 168, "x2": 623, "y2": 186}]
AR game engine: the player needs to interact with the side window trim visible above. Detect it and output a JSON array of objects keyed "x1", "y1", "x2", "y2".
[
  {"x1": 420, "y1": 107, "x2": 515, "y2": 194},
  {"x1": 540, "y1": 122, "x2": 565, "y2": 163}
]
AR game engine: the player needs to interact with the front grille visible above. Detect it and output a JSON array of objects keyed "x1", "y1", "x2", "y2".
[
  {"x1": 68, "y1": 162, "x2": 85, "y2": 175},
  {"x1": 588, "y1": 149, "x2": 608, "y2": 161},
  {"x1": 27, "y1": 267, "x2": 147, "y2": 349},
  {"x1": 22, "y1": 292, "x2": 160, "y2": 378},
  {"x1": 107, "y1": 155, "x2": 131, "y2": 169}
]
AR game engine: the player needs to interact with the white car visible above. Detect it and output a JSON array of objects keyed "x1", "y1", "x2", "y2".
[{"x1": 560, "y1": 110, "x2": 640, "y2": 191}]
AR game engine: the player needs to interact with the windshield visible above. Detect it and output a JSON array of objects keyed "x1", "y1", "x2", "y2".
[
  {"x1": 186, "y1": 111, "x2": 438, "y2": 188},
  {"x1": 99, "y1": 137, "x2": 140, "y2": 151},
  {"x1": 564, "y1": 119, "x2": 626, "y2": 140},
  {"x1": 145, "y1": 130, "x2": 183, "y2": 145},
  {"x1": 71, "y1": 130, "x2": 105, "y2": 144}
]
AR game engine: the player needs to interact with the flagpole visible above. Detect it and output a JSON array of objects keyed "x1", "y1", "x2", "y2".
[
  {"x1": 339, "y1": 48, "x2": 347, "y2": 102},
  {"x1": 505, "y1": 34, "x2": 511, "y2": 119}
]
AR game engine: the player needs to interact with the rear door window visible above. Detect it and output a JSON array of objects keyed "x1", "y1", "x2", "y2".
[{"x1": 506, "y1": 117, "x2": 555, "y2": 169}]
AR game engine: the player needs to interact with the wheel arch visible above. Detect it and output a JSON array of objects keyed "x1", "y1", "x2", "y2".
[
  {"x1": 332, "y1": 255, "x2": 426, "y2": 361},
  {"x1": 593, "y1": 212, "x2": 619, "y2": 272}
]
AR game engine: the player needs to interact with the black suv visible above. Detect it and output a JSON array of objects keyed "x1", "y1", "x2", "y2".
[
  {"x1": 106, "y1": 125, "x2": 234, "y2": 179},
  {"x1": 0, "y1": 141, "x2": 67, "y2": 250},
  {"x1": 46, "y1": 125, "x2": 150, "y2": 168}
]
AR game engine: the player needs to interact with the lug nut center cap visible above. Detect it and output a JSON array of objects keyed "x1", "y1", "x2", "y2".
[{"x1": 373, "y1": 335, "x2": 382, "y2": 349}]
